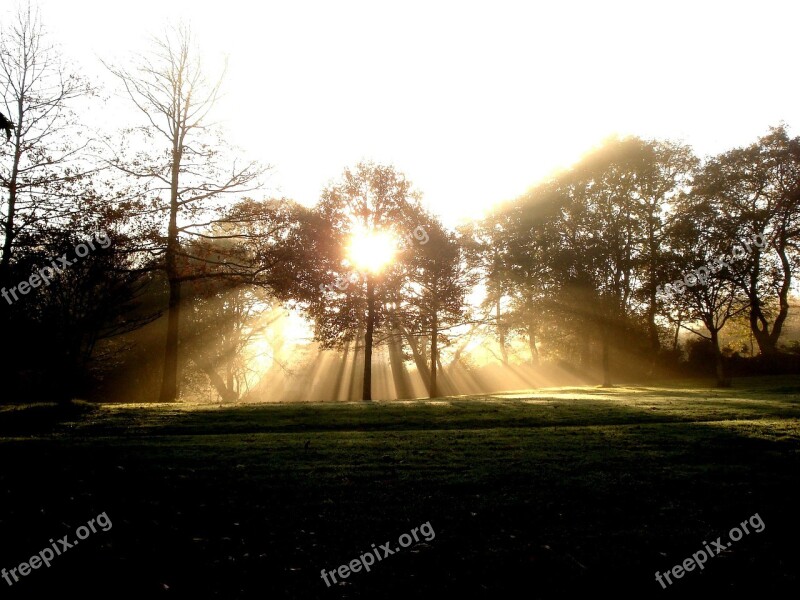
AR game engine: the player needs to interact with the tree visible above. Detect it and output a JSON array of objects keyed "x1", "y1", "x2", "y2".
[
  {"x1": 462, "y1": 210, "x2": 516, "y2": 367},
  {"x1": 3, "y1": 176, "x2": 161, "y2": 402},
  {"x1": 183, "y1": 280, "x2": 264, "y2": 403},
  {"x1": 469, "y1": 137, "x2": 695, "y2": 385},
  {"x1": 636, "y1": 141, "x2": 698, "y2": 367},
  {"x1": 0, "y1": 3, "x2": 93, "y2": 324},
  {"x1": 314, "y1": 161, "x2": 425, "y2": 401},
  {"x1": 105, "y1": 25, "x2": 264, "y2": 402},
  {"x1": 544, "y1": 138, "x2": 655, "y2": 385},
  {"x1": 178, "y1": 200, "x2": 316, "y2": 402},
  {"x1": 488, "y1": 186, "x2": 562, "y2": 367},
  {"x1": 403, "y1": 222, "x2": 473, "y2": 397},
  {"x1": 661, "y1": 201, "x2": 748, "y2": 387},
  {"x1": 0, "y1": 4, "x2": 116, "y2": 399},
  {"x1": 691, "y1": 126, "x2": 800, "y2": 356}
]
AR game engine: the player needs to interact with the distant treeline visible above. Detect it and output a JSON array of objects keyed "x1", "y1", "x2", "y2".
[{"x1": 2, "y1": 9, "x2": 799, "y2": 403}]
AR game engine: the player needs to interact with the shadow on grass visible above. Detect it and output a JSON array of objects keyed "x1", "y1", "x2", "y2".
[
  {"x1": 0, "y1": 400, "x2": 96, "y2": 435},
  {"x1": 0, "y1": 382, "x2": 798, "y2": 597}
]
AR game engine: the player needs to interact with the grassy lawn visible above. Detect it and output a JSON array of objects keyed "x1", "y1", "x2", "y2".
[{"x1": 1, "y1": 376, "x2": 799, "y2": 598}]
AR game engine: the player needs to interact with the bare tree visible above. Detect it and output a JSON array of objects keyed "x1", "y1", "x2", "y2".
[
  {"x1": 0, "y1": 1, "x2": 93, "y2": 316},
  {"x1": 105, "y1": 25, "x2": 264, "y2": 402}
]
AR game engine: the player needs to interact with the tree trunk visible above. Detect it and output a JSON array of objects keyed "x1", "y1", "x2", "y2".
[
  {"x1": 496, "y1": 299, "x2": 508, "y2": 366},
  {"x1": 0, "y1": 100, "x2": 22, "y2": 389},
  {"x1": 388, "y1": 324, "x2": 412, "y2": 399},
  {"x1": 601, "y1": 329, "x2": 612, "y2": 387},
  {"x1": 198, "y1": 362, "x2": 238, "y2": 402},
  {"x1": 349, "y1": 322, "x2": 364, "y2": 400},
  {"x1": 710, "y1": 329, "x2": 729, "y2": 387},
  {"x1": 226, "y1": 362, "x2": 234, "y2": 394},
  {"x1": 398, "y1": 322, "x2": 431, "y2": 389},
  {"x1": 362, "y1": 273, "x2": 374, "y2": 401},
  {"x1": 159, "y1": 276, "x2": 181, "y2": 402},
  {"x1": 435, "y1": 354, "x2": 454, "y2": 396},
  {"x1": 159, "y1": 146, "x2": 183, "y2": 402},
  {"x1": 749, "y1": 245, "x2": 791, "y2": 356},
  {"x1": 331, "y1": 343, "x2": 351, "y2": 401},
  {"x1": 646, "y1": 220, "x2": 661, "y2": 373},
  {"x1": 0, "y1": 97, "x2": 22, "y2": 285},
  {"x1": 527, "y1": 321, "x2": 539, "y2": 366},
  {"x1": 429, "y1": 310, "x2": 438, "y2": 398},
  {"x1": 646, "y1": 296, "x2": 660, "y2": 376},
  {"x1": 0, "y1": 173, "x2": 17, "y2": 288}
]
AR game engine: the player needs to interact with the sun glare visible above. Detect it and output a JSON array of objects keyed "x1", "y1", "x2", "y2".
[{"x1": 347, "y1": 230, "x2": 396, "y2": 274}]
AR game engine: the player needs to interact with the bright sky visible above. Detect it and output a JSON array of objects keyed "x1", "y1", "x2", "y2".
[{"x1": 33, "y1": 0, "x2": 800, "y2": 226}]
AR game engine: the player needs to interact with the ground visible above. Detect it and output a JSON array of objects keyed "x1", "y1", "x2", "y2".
[{"x1": 0, "y1": 376, "x2": 799, "y2": 598}]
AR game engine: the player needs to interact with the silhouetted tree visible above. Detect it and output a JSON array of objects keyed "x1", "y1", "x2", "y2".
[
  {"x1": 403, "y1": 222, "x2": 473, "y2": 397},
  {"x1": 313, "y1": 161, "x2": 425, "y2": 401},
  {"x1": 0, "y1": 2, "x2": 94, "y2": 325},
  {"x1": 105, "y1": 24, "x2": 264, "y2": 402},
  {"x1": 691, "y1": 125, "x2": 800, "y2": 356}
]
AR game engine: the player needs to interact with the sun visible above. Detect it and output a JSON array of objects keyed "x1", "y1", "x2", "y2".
[{"x1": 347, "y1": 229, "x2": 396, "y2": 274}]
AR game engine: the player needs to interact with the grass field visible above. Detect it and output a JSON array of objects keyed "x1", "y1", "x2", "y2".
[{"x1": 1, "y1": 376, "x2": 799, "y2": 598}]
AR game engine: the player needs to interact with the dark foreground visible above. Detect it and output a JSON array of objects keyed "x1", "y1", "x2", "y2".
[{"x1": 1, "y1": 377, "x2": 799, "y2": 599}]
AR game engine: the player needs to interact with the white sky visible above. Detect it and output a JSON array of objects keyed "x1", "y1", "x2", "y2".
[{"x1": 32, "y1": 0, "x2": 800, "y2": 226}]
